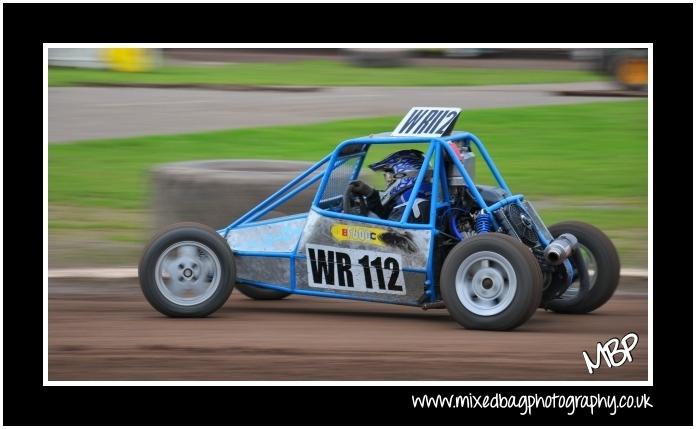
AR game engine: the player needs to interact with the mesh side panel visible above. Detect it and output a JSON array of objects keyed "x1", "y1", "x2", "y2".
[
  {"x1": 319, "y1": 155, "x2": 361, "y2": 207},
  {"x1": 522, "y1": 200, "x2": 554, "y2": 243}
]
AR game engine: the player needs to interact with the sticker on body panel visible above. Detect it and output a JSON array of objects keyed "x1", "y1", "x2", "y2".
[
  {"x1": 330, "y1": 224, "x2": 386, "y2": 246},
  {"x1": 306, "y1": 244, "x2": 406, "y2": 295}
]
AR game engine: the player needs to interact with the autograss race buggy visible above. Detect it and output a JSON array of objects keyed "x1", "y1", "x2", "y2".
[{"x1": 139, "y1": 107, "x2": 620, "y2": 330}]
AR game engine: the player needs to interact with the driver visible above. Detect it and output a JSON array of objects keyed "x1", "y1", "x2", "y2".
[{"x1": 348, "y1": 149, "x2": 431, "y2": 223}]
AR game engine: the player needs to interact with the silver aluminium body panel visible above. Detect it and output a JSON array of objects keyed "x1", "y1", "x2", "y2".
[
  {"x1": 225, "y1": 215, "x2": 306, "y2": 287},
  {"x1": 224, "y1": 211, "x2": 432, "y2": 305},
  {"x1": 295, "y1": 211, "x2": 431, "y2": 305}
]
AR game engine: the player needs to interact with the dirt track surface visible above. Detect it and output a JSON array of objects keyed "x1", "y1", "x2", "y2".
[{"x1": 48, "y1": 278, "x2": 648, "y2": 381}]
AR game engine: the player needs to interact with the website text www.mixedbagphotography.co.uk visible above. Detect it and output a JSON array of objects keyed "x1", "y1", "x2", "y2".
[{"x1": 412, "y1": 393, "x2": 652, "y2": 415}]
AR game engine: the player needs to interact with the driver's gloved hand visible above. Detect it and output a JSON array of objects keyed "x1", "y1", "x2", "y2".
[{"x1": 349, "y1": 180, "x2": 375, "y2": 197}]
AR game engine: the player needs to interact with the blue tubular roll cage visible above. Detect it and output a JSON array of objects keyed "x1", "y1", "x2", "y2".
[{"x1": 221, "y1": 131, "x2": 546, "y2": 305}]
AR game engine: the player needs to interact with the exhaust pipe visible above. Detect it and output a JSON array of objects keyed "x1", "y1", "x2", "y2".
[{"x1": 544, "y1": 233, "x2": 578, "y2": 265}]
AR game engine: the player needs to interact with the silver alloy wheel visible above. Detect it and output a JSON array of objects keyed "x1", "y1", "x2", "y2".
[
  {"x1": 455, "y1": 251, "x2": 517, "y2": 316},
  {"x1": 561, "y1": 244, "x2": 598, "y2": 298},
  {"x1": 154, "y1": 241, "x2": 222, "y2": 306}
]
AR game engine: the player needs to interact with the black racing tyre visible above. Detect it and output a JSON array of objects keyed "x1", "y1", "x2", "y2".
[
  {"x1": 440, "y1": 233, "x2": 543, "y2": 331},
  {"x1": 235, "y1": 283, "x2": 290, "y2": 300},
  {"x1": 546, "y1": 221, "x2": 620, "y2": 314},
  {"x1": 139, "y1": 222, "x2": 235, "y2": 317}
]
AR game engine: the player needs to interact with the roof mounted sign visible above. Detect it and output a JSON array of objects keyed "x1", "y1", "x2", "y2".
[{"x1": 392, "y1": 107, "x2": 462, "y2": 137}]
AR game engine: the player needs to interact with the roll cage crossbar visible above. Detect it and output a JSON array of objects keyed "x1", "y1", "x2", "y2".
[{"x1": 223, "y1": 132, "x2": 518, "y2": 236}]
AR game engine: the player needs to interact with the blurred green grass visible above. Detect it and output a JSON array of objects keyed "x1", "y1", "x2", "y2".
[
  {"x1": 48, "y1": 60, "x2": 607, "y2": 87},
  {"x1": 49, "y1": 100, "x2": 647, "y2": 267},
  {"x1": 49, "y1": 100, "x2": 647, "y2": 209}
]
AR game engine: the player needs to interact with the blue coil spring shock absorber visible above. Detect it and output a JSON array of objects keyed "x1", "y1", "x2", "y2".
[
  {"x1": 449, "y1": 211, "x2": 464, "y2": 241},
  {"x1": 475, "y1": 211, "x2": 492, "y2": 233}
]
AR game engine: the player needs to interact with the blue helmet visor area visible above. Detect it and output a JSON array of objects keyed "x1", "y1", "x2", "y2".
[{"x1": 368, "y1": 149, "x2": 424, "y2": 172}]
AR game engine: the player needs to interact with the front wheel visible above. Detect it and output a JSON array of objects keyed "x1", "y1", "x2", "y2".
[
  {"x1": 440, "y1": 233, "x2": 543, "y2": 330},
  {"x1": 139, "y1": 222, "x2": 235, "y2": 317},
  {"x1": 545, "y1": 221, "x2": 620, "y2": 314}
]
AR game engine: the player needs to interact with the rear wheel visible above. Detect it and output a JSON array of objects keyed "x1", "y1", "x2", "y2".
[
  {"x1": 546, "y1": 221, "x2": 620, "y2": 314},
  {"x1": 440, "y1": 233, "x2": 543, "y2": 330},
  {"x1": 235, "y1": 283, "x2": 290, "y2": 300},
  {"x1": 139, "y1": 222, "x2": 235, "y2": 317}
]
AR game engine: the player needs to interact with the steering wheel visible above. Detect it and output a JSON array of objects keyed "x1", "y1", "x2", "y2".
[{"x1": 343, "y1": 184, "x2": 369, "y2": 215}]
